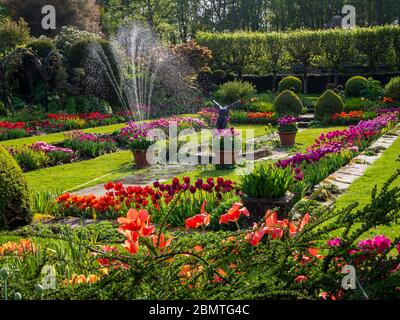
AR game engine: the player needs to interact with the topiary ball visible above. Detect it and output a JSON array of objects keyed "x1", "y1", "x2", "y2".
[
  {"x1": 385, "y1": 76, "x2": 400, "y2": 101},
  {"x1": 315, "y1": 90, "x2": 345, "y2": 119},
  {"x1": 278, "y1": 76, "x2": 303, "y2": 94},
  {"x1": 345, "y1": 76, "x2": 368, "y2": 97},
  {"x1": 0, "y1": 145, "x2": 32, "y2": 230},
  {"x1": 274, "y1": 90, "x2": 303, "y2": 116}
]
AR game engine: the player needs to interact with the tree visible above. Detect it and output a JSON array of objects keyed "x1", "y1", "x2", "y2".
[
  {"x1": 320, "y1": 29, "x2": 355, "y2": 85},
  {"x1": 286, "y1": 30, "x2": 322, "y2": 94},
  {"x1": 0, "y1": 17, "x2": 30, "y2": 54},
  {"x1": 2, "y1": 0, "x2": 101, "y2": 37}
]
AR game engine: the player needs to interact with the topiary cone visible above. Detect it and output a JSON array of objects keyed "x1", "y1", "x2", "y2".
[{"x1": 0, "y1": 145, "x2": 32, "y2": 230}]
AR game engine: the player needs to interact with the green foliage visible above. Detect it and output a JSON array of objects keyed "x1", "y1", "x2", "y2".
[
  {"x1": 239, "y1": 164, "x2": 294, "y2": 199},
  {"x1": 385, "y1": 76, "x2": 400, "y2": 101},
  {"x1": 344, "y1": 97, "x2": 368, "y2": 112},
  {"x1": 9, "y1": 146, "x2": 50, "y2": 171},
  {"x1": 277, "y1": 76, "x2": 302, "y2": 94},
  {"x1": 197, "y1": 26, "x2": 400, "y2": 77},
  {"x1": 0, "y1": 17, "x2": 29, "y2": 54},
  {"x1": 361, "y1": 78, "x2": 384, "y2": 101},
  {"x1": 27, "y1": 38, "x2": 56, "y2": 58},
  {"x1": 75, "y1": 96, "x2": 113, "y2": 114},
  {"x1": 315, "y1": 90, "x2": 344, "y2": 119},
  {"x1": 0, "y1": 145, "x2": 32, "y2": 230},
  {"x1": 345, "y1": 76, "x2": 368, "y2": 97},
  {"x1": 274, "y1": 90, "x2": 303, "y2": 116},
  {"x1": 215, "y1": 80, "x2": 256, "y2": 104}
]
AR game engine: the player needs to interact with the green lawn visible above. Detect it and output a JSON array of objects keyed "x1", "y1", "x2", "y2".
[
  {"x1": 334, "y1": 135, "x2": 400, "y2": 239},
  {"x1": 21, "y1": 123, "x2": 268, "y2": 192}
]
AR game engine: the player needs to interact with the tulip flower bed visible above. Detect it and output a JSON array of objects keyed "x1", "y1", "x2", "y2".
[
  {"x1": 6, "y1": 142, "x2": 77, "y2": 172},
  {"x1": 277, "y1": 113, "x2": 398, "y2": 171},
  {"x1": 63, "y1": 131, "x2": 118, "y2": 158},
  {"x1": 0, "y1": 112, "x2": 135, "y2": 142},
  {"x1": 230, "y1": 111, "x2": 276, "y2": 125},
  {"x1": 56, "y1": 177, "x2": 240, "y2": 226},
  {"x1": 198, "y1": 108, "x2": 277, "y2": 125},
  {"x1": 115, "y1": 117, "x2": 208, "y2": 146},
  {"x1": 2, "y1": 171, "x2": 400, "y2": 300}
]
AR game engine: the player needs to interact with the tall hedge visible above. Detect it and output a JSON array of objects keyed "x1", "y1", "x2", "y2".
[
  {"x1": 196, "y1": 26, "x2": 399, "y2": 78},
  {"x1": 0, "y1": 145, "x2": 32, "y2": 230}
]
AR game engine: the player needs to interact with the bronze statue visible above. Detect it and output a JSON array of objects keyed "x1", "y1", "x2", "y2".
[{"x1": 213, "y1": 100, "x2": 241, "y2": 129}]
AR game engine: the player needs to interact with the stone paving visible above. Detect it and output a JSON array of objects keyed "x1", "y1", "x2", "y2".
[{"x1": 319, "y1": 132, "x2": 399, "y2": 193}]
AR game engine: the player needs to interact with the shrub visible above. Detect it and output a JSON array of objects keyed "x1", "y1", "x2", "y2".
[
  {"x1": 361, "y1": 78, "x2": 384, "y2": 101},
  {"x1": 315, "y1": 90, "x2": 344, "y2": 119},
  {"x1": 345, "y1": 76, "x2": 368, "y2": 97},
  {"x1": 344, "y1": 97, "x2": 368, "y2": 111},
  {"x1": 385, "y1": 76, "x2": 400, "y2": 101},
  {"x1": 215, "y1": 80, "x2": 256, "y2": 104},
  {"x1": 75, "y1": 96, "x2": 113, "y2": 114},
  {"x1": 0, "y1": 17, "x2": 30, "y2": 53},
  {"x1": 278, "y1": 76, "x2": 302, "y2": 94},
  {"x1": 274, "y1": 90, "x2": 303, "y2": 116},
  {"x1": 239, "y1": 164, "x2": 294, "y2": 199},
  {"x1": 0, "y1": 145, "x2": 32, "y2": 230},
  {"x1": 28, "y1": 38, "x2": 56, "y2": 58}
]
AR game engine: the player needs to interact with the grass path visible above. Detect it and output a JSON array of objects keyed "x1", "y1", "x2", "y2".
[
  {"x1": 16, "y1": 123, "x2": 347, "y2": 192},
  {"x1": 334, "y1": 135, "x2": 400, "y2": 240},
  {"x1": 22, "y1": 123, "x2": 268, "y2": 192}
]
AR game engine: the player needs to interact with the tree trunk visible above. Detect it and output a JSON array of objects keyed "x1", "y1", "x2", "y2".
[
  {"x1": 272, "y1": 71, "x2": 277, "y2": 93},
  {"x1": 303, "y1": 68, "x2": 308, "y2": 94}
]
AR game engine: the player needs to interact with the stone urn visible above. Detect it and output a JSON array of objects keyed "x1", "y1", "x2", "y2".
[{"x1": 241, "y1": 192, "x2": 295, "y2": 227}]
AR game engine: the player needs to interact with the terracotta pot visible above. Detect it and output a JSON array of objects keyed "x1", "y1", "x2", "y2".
[
  {"x1": 132, "y1": 150, "x2": 152, "y2": 168},
  {"x1": 241, "y1": 192, "x2": 294, "y2": 227},
  {"x1": 216, "y1": 150, "x2": 237, "y2": 168},
  {"x1": 278, "y1": 131, "x2": 297, "y2": 147}
]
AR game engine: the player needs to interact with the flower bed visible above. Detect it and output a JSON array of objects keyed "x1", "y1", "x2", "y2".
[
  {"x1": 0, "y1": 112, "x2": 135, "y2": 142},
  {"x1": 230, "y1": 111, "x2": 276, "y2": 125},
  {"x1": 4, "y1": 173, "x2": 400, "y2": 300},
  {"x1": 6, "y1": 142, "x2": 77, "y2": 172},
  {"x1": 56, "y1": 177, "x2": 240, "y2": 226},
  {"x1": 63, "y1": 131, "x2": 117, "y2": 158},
  {"x1": 115, "y1": 117, "x2": 207, "y2": 146}
]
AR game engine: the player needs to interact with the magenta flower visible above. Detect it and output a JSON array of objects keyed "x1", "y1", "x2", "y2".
[
  {"x1": 327, "y1": 238, "x2": 342, "y2": 247},
  {"x1": 373, "y1": 235, "x2": 391, "y2": 253},
  {"x1": 396, "y1": 243, "x2": 400, "y2": 255}
]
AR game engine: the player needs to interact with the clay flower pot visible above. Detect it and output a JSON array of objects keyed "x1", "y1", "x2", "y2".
[
  {"x1": 278, "y1": 131, "x2": 297, "y2": 147},
  {"x1": 217, "y1": 150, "x2": 237, "y2": 166},
  {"x1": 132, "y1": 150, "x2": 153, "y2": 168}
]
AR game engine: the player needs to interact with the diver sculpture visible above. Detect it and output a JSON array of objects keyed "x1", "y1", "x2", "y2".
[{"x1": 213, "y1": 100, "x2": 241, "y2": 129}]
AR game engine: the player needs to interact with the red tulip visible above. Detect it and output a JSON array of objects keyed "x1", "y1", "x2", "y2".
[
  {"x1": 118, "y1": 208, "x2": 155, "y2": 237},
  {"x1": 219, "y1": 203, "x2": 250, "y2": 225},
  {"x1": 152, "y1": 233, "x2": 173, "y2": 253},
  {"x1": 185, "y1": 200, "x2": 210, "y2": 229},
  {"x1": 123, "y1": 230, "x2": 140, "y2": 254}
]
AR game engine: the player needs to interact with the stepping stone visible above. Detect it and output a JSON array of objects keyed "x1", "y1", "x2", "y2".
[
  {"x1": 337, "y1": 163, "x2": 369, "y2": 177},
  {"x1": 328, "y1": 172, "x2": 361, "y2": 184},
  {"x1": 320, "y1": 179, "x2": 351, "y2": 192},
  {"x1": 354, "y1": 154, "x2": 380, "y2": 165}
]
